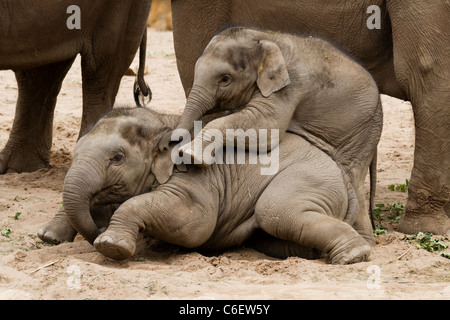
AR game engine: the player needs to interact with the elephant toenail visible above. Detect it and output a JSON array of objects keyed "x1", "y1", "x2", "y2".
[
  {"x1": 117, "y1": 240, "x2": 129, "y2": 250},
  {"x1": 101, "y1": 235, "x2": 114, "y2": 244}
]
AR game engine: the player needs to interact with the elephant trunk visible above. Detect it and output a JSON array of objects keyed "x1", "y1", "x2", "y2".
[
  {"x1": 177, "y1": 86, "x2": 215, "y2": 132},
  {"x1": 63, "y1": 159, "x2": 103, "y2": 244}
]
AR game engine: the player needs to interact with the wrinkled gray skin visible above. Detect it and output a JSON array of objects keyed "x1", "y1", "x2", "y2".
[
  {"x1": 38, "y1": 108, "x2": 174, "y2": 245},
  {"x1": 39, "y1": 108, "x2": 379, "y2": 264},
  {"x1": 161, "y1": 27, "x2": 382, "y2": 235},
  {"x1": 170, "y1": 1, "x2": 450, "y2": 236},
  {"x1": 0, "y1": 0, "x2": 151, "y2": 174},
  {"x1": 162, "y1": 28, "x2": 381, "y2": 163}
]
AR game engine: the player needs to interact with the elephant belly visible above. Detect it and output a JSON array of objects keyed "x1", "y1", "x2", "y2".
[
  {"x1": 200, "y1": 213, "x2": 258, "y2": 250},
  {"x1": 0, "y1": 1, "x2": 81, "y2": 69},
  {"x1": 0, "y1": 44, "x2": 79, "y2": 70}
]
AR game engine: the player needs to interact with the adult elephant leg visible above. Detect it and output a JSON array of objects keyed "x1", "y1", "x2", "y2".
[
  {"x1": 0, "y1": 58, "x2": 76, "y2": 173},
  {"x1": 78, "y1": 58, "x2": 125, "y2": 138},
  {"x1": 78, "y1": 34, "x2": 142, "y2": 138},
  {"x1": 171, "y1": 0, "x2": 231, "y2": 96},
  {"x1": 388, "y1": 1, "x2": 450, "y2": 234}
]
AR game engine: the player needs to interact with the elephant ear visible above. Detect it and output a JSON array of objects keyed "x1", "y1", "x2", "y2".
[
  {"x1": 151, "y1": 147, "x2": 174, "y2": 184},
  {"x1": 256, "y1": 40, "x2": 291, "y2": 97}
]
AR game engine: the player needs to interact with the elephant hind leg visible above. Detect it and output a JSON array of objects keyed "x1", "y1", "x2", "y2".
[
  {"x1": 254, "y1": 181, "x2": 371, "y2": 264},
  {"x1": 387, "y1": 1, "x2": 450, "y2": 234},
  {"x1": 0, "y1": 58, "x2": 76, "y2": 173},
  {"x1": 255, "y1": 205, "x2": 370, "y2": 264},
  {"x1": 78, "y1": 36, "x2": 144, "y2": 138},
  {"x1": 244, "y1": 229, "x2": 323, "y2": 260}
]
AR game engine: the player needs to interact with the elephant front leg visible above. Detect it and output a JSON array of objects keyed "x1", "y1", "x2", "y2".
[
  {"x1": 94, "y1": 189, "x2": 217, "y2": 260},
  {"x1": 37, "y1": 208, "x2": 77, "y2": 244},
  {"x1": 0, "y1": 58, "x2": 75, "y2": 173},
  {"x1": 179, "y1": 102, "x2": 290, "y2": 166},
  {"x1": 178, "y1": 127, "x2": 226, "y2": 166},
  {"x1": 37, "y1": 202, "x2": 120, "y2": 245}
]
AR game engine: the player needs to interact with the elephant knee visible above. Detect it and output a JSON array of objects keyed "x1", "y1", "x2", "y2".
[
  {"x1": 167, "y1": 206, "x2": 216, "y2": 248},
  {"x1": 254, "y1": 200, "x2": 278, "y2": 229},
  {"x1": 108, "y1": 198, "x2": 144, "y2": 232},
  {"x1": 111, "y1": 191, "x2": 218, "y2": 249}
]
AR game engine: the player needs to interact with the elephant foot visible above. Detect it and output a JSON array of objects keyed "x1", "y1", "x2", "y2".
[
  {"x1": 399, "y1": 175, "x2": 450, "y2": 235},
  {"x1": 398, "y1": 209, "x2": 450, "y2": 235},
  {"x1": 0, "y1": 145, "x2": 49, "y2": 174},
  {"x1": 94, "y1": 233, "x2": 136, "y2": 260},
  {"x1": 330, "y1": 244, "x2": 371, "y2": 265},
  {"x1": 37, "y1": 222, "x2": 77, "y2": 244},
  {"x1": 37, "y1": 209, "x2": 77, "y2": 244},
  {"x1": 328, "y1": 237, "x2": 371, "y2": 265}
]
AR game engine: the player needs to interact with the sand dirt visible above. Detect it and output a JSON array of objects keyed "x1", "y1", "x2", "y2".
[{"x1": 0, "y1": 29, "x2": 449, "y2": 300}]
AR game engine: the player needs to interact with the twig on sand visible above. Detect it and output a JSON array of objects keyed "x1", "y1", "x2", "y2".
[
  {"x1": 397, "y1": 247, "x2": 412, "y2": 260},
  {"x1": 30, "y1": 260, "x2": 59, "y2": 274}
]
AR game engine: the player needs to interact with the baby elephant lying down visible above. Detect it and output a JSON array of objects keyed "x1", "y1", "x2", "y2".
[{"x1": 42, "y1": 107, "x2": 372, "y2": 264}]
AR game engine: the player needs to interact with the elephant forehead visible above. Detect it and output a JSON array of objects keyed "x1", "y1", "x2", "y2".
[
  {"x1": 78, "y1": 118, "x2": 139, "y2": 149},
  {"x1": 206, "y1": 38, "x2": 256, "y2": 69},
  {"x1": 88, "y1": 117, "x2": 119, "y2": 135},
  {"x1": 80, "y1": 108, "x2": 165, "y2": 152},
  {"x1": 195, "y1": 57, "x2": 232, "y2": 77},
  {"x1": 119, "y1": 122, "x2": 152, "y2": 146},
  {"x1": 120, "y1": 125, "x2": 167, "y2": 156},
  {"x1": 73, "y1": 134, "x2": 122, "y2": 161}
]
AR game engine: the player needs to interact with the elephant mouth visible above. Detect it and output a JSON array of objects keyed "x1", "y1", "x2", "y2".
[
  {"x1": 204, "y1": 108, "x2": 241, "y2": 117},
  {"x1": 89, "y1": 184, "x2": 133, "y2": 207},
  {"x1": 89, "y1": 181, "x2": 153, "y2": 207}
]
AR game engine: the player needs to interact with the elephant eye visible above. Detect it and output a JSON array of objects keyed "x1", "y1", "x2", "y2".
[
  {"x1": 110, "y1": 154, "x2": 123, "y2": 163},
  {"x1": 218, "y1": 74, "x2": 232, "y2": 86}
]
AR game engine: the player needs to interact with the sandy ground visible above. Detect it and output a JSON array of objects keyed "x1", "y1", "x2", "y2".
[{"x1": 0, "y1": 29, "x2": 449, "y2": 300}]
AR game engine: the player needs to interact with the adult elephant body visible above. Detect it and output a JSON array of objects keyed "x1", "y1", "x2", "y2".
[
  {"x1": 0, "y1": 0, "x2": 151, "y2": 173},
  {"x1": 170, "y1": 0, "x2": 450, "y2": 234}
]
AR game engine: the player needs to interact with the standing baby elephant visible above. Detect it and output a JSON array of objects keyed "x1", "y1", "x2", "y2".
[{"x1": 160, "y1": 26, "x2": 382, "y2": 239}]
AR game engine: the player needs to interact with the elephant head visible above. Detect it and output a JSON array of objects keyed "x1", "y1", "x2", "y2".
[
  {"x1": 62, "y1": 108, "x2": 176, "y2": 244},
  {"x1": 163, "y1": 27, "x2": 290, "y2": 146}
]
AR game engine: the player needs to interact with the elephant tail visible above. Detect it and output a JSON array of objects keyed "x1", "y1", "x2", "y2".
[
  {"x1": 342, "y1": 171, "x2": 360, "y2": 226},
  {"x1": 341, "y1": 150, "x2": 377, "y2": 229},
  {"x1": 134, "y1": 27, "x2": 152, "y2": 107},
  {"x1": 368, "y1": 149, "x2": 378, "y2": 229}
]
